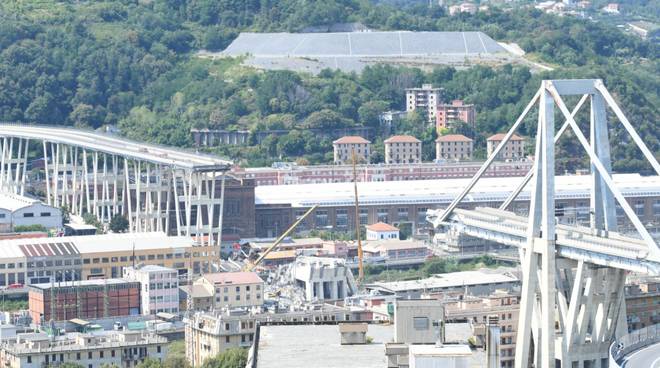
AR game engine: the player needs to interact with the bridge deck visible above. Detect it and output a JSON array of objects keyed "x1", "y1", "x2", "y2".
[
  {"x1": 0, "y1": 124, "x2": 231, "y2": 171},
  {"x1": 439, "y1": 207, "x2": 660, "y2": 274}
]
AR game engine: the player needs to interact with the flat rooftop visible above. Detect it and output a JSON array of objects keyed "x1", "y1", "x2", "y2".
[
  {"x1": 255, "y1": 173, "x2": 660, "y2": 207},
  {"x1": 0, "y1": 192, "x2": 46, "y2": 212},
  {"x1": 30, "y1": 278, "x2": 138, "y2": 290},
  {"x1": 369, "y1": 268, "x2": 519, "y2": 293},
  {"x1": 255, "y1": 324, "x2": 393, "y2": 368}
]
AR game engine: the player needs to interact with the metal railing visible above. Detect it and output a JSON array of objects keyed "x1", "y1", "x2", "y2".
[{"x1": 610, "y1": 323, "x2": 660, "y2": 367}]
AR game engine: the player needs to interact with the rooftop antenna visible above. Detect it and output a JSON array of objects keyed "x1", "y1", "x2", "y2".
[{"x1": 352, "y1": 148, "x2": 364, "y2": 283}]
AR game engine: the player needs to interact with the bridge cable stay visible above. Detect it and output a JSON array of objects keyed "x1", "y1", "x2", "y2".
[{"x1": 426, "y1": 79, "x2": 660, "y2": 368}]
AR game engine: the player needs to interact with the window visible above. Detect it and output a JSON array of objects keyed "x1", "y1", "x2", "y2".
[
  {"x1": 27, "y1": 357, "x2": 31, "y2": 363},
  {"x1": 225, "y1": 336, "x2": 230, "y2": 343},
  {"x1": 635, "y1": 200, "x2": 645, "y2": 216},
  {"x1": 23, "y1": 212, "x2": 34, "y2": 218},
  {"x1": 315, "y1": 210, "x2": 329, "y2": 227},
  {"x1": 88, "y1": 352, "x2": 92, "y2": 359},
  {"x1": 377, "y1": 208, "x2": 389, "y2": 223},
  {"x1": 40, "y1": 212, "x2": 51, "y2": 217},
  {"x1": 336, "y1": 209, "x2": 348, "y2": 227},
  {"x1": 359, "y1": 209, "x2": 368, "y2": 225},
  {"x1": 100, "y1": 351, "x2": 104, "y2": 358},
  {"x1": 157, "y1": 346, "x2": 161, "y2": 353},
  {"x1": 112, "y1": 350, "x2": 115, "y2": 357},
  {"x1": 413, "y1": 317, "x2": 429, "y2": 330}
]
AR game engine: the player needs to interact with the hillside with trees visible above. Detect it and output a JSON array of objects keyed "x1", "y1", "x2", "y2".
[{"x1": 0, "y1": 0, "x2": 657, "y2": 173}]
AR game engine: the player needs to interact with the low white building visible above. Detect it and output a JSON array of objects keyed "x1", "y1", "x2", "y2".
[
  {"x1": 0, "y1": 193, "x2": 61, "y2": 232},
  {"x1": 123, "y1": 264, "x2": 179, "y2": 315},
  {"x1": 292, "y1": 257, "x2": 357, "y2": 302},
  {"x1": 366, "y1": 222, "x2": 400, "y2": 241}
]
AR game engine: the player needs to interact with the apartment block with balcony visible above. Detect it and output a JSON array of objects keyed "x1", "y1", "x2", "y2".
[
  {"x1": 332, "y1": 136, "x2": 371, "y2": 165},
  {"x1": 486, "y1": 133, "x2": 526, "y2": 160},
  {"x1": 384, "y1": 135, "x2": 422, "y2": 164},
  {"x1": 0, "y1": 330, "x2": 167, "y2": 368},
  {"x1": 435, "y1": 134, "x2": 473, "y2": 161},
  {"x1": 405, "y1": 84, "x2": 443, "y2": 123},
  {"x1": 435, "y1": 100, "x2": 476, "y2": 131}
]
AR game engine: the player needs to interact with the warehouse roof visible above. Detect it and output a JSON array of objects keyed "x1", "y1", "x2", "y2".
[
  {"x1": 255, "y1": 173, "x2": 660, "y2": 208},
  {"x1": 368, "y1": 269, "x2": 519, "y2": 293},
  {"x1": 0, "y1": 192, "x2": 47, "y2": 212},
  {"x1": 0, "y1": 232, "x2": 195, "y2": 259}
]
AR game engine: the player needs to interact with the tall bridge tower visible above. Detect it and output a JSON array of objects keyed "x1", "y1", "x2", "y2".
[{"x1": 428, "y1": 79, "x2": 660, "y2": 368}]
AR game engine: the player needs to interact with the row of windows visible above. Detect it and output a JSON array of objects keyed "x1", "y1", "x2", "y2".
[{"x1": 22, "y1": 212, "x2": 52, "y2": 218}]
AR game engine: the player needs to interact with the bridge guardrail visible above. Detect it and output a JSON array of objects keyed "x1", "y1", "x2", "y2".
[{"x1": 610, "y1": 323, "x2": 660, "y2": 367}]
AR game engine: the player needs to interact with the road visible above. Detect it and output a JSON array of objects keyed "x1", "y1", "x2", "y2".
[{"x1": 622, "y1": 342, "x2": 660, "y2": 368}]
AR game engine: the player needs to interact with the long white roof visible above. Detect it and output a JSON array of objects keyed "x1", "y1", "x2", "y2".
[
  {"x1": 0, "y1": 232, "x2": 195, "y2": 259},
  {"x1": 0, "y1": 192, "x2": 44, "y2": 212},
  {"x1": 0, "y1": 124, "x2": 231, "y2": 171},
  {"x1": 370, "y1": 269, "x2": 519, "y2": 293},
  {"x1": 255, "y1": 173, "x2": 660, "y2": 207}
]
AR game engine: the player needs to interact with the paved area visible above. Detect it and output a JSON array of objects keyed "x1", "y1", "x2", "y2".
[{"x1": 622, "y1": 342, "x2": 660, "y2": 368}]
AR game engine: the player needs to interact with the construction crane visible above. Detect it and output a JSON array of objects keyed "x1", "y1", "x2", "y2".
[{"x1": 244, "y1": 204, "x2": 319, "y2": 272}]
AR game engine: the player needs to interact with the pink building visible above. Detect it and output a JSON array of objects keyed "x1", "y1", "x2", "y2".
[{"x1": 436, "y1": 100, "x2": 476, "y2": 131}]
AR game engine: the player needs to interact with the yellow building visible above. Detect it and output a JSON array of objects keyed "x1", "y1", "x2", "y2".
[{"x1": 188, "y1": 272, "x2": 264, "y2": 311}]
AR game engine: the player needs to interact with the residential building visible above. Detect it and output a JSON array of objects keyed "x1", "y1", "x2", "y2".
[
  {"x1": 486, "y1": 133, "x2": 526, "y2": 160},
  {"x1": 362, "y1": 240, "x2": 429, "y2": 260},
  {"x1": 190, "y1": 272, "x2": 264, "y2": 310},
  {"x1": 0, "y1": 330, "x2": 167, "y2": 368},
  {"x1": 366, "y1": 269, "x2": 520, "y2": 299},
  {"x1": 384, "y1": 135, "x2": 422, "y2": 164},
  {"x1": 435, "y1": 100, "x2": 476, "y2": 131},
  {"x1": 405, "y1": 84, "x2": 443, "y2": 123},
  {"x1": 185, "y1": 310, "x2": 256, "y2": 367},
  {"x1": 379, "y1": 110, "x2": 408, "y2": 130},
  {"x1": 123, "y1": 265, "x2": 179, "y2": 315},
  {"x1": 444, "y1": 290, "x2": 521, "y2": 368},
  {"x1": 292, "y1": 257, "x2": 357, "y2": 301},
  {"x1": 0, "y1": 232, "x2": 217, "y2": 285},
  {"x1": 624, "y1": 276, "x2": 660, "y2": 330},
  {"x1": 449, "y1": 2, "x2": 478, "y2": 15},
  {"x1": 332, "y1": 136, "x2": 371, "y2": 165},
  {"x1": 0, "y1": 192, "x2": 61, "y2": 233},
  {"x1": 602, "y1": 3, "x2": 619, "y2": 13},
  {"x1": 435, "y1": 134, "x2": 473, "y2": 161},
  {"x1": 231, "y1": 160, "x2": 533, "y2": 186},
  {"x1": 28, "y1": 279, "x2": 141, "y2": 324},
  {"x1": 365, "y1": 222, "x2": 400, "y2": 241}
]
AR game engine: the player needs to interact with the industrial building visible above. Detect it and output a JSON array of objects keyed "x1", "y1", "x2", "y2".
[
  {"x1": 123, "y1": 265, "x2": 179, "y2": 315},
  {"x1": 0, "y1": 232, "x2": 217, "y2": 285},
  {"x1": 254, "y1": 173, "x2": 660, "y2": 237},
  {"x1": 366, "y1": 269, "x2": 520, "y2": 299},
  {"x1": 0, "y1": 330, "x2": 167, "y2": 368},
  {"x1": 0, "y1": 192, "x2": 61, "y2": 233},
  {"x1": 28, "y1": 279, "x2": 141, "y2": 324}
]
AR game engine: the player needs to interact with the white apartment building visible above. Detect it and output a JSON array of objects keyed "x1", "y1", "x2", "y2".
[
  {"x1": 0, "y1": 331, "x2": 167, "y2": 368},
  {"x1": 123, "y1": 264, "x2": 179, "y2": 315},
  {"x1": 384, "y1": 135, "x2": 422, "y2": 164},
  {"x1": 405, "y1": 84, "x2": 443, "y2": 123}
]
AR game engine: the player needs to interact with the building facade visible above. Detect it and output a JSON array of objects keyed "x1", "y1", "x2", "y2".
[
  {"x1": 0, "y1": 193, "x2": 62, "y2": 233},
  {"x1": 192, "y1": 272, "x2": 264, "y2": 310},
  {"x1": 28, "y1": 279, "x2": 141, "y2": 324},
  {"x1": 487, "y1": 134, "x2": 526, "y2": 160},
  {"x1": 332, "y1": 136, "x2": 371, "y2": 165},
  {"x1": 444, "y1": 290, "x2": 521, "y2": 368},
  {"x1": 624, "y1": 276, "x2": 660, "y2": 330},
  {"x1": 435, "y1": 100, "x2": 476, "y2": 131},
  {"x1": 123, "y1": 265, "x2": 179, "y2": 315},
  {"x1": 0, "y1": 331, "x2": 167, "y2": 368},
  {"x1": 435, "y1": 134, "x2": 474, "y2": 161},
  {"x1": 384, "y1": 135, "x2": 422, "y2": 164},
  {"x1": 405, "y1": 84, "x2": 443, "y2": 123}
]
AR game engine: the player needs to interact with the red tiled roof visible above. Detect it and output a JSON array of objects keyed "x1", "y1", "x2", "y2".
[
  {"x1": 333, "y1": 136, "x2": 370, "y2": 144},
  {"x1": 384, "y1": 135, "x2": 421, "y2": 144},
  {"x1": 366, "y1": 222, "x2": 399, "y2": 232},
  {"x1": 436, "y1": 134, "x2": 473, "y2": 142},
  {"x1": 203, "y1": 272, "x2": 263, "y2": 285},
  {"x1": 487, "y1": 133, "x2": 524, "y2": 141}
]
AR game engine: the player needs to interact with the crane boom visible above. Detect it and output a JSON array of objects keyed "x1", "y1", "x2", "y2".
[{"x1": 245, "y1": 204, "x2": 319, "y2": 271}]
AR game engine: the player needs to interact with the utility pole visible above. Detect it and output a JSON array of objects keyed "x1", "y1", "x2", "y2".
[{"x1": 352, "y1": 149, "x2": 364, "y2": 282}]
